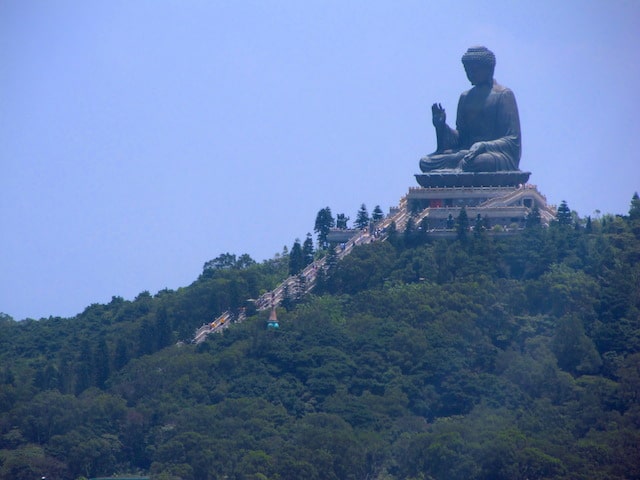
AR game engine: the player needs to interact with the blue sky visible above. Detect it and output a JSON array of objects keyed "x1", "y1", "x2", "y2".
[{"x1": 1, "y1": 1, "x2": 639, "y2": 320}]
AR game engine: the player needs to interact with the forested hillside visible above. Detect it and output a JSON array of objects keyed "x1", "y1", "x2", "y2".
[{"x1": 1, "y1": 195, "x2": 639, "y2": 480}]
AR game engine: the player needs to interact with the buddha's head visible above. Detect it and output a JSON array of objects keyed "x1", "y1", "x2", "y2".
[{"x1": 462, "y1": 46, "x2": 495, "y2": 86}]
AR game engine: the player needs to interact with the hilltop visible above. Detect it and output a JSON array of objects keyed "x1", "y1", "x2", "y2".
[{"x1": 0, "y1": 195, "x2": 639, "y2": 480}]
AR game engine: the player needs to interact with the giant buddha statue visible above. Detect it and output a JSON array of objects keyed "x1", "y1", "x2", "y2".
[{"x1": 419, "y1": 46, "x2": 521, "y2": 173}]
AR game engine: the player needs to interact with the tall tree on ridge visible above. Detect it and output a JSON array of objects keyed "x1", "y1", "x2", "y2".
[
  {"x1": 355, "y1": 204, "x2": 370, "y2": 230},
  {"x1": 314, "y1": 207, "x2": 335, "y2": 249},
  {"x1": 289, "y1": 238, "x2": 304, "y2": 275},
  {"x1": 372, "y1": 205, "x2": 384, "y2": 222},
  {"x1": 556, "y1": 200, "x2": 573, "y2": 226},
  {"x1": 302, "y1": 233, "x2": 315, "y2": 266}
]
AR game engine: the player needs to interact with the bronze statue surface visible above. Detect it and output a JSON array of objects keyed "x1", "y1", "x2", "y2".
[{"x1": 419, "y1": 46, "x2": 521, "y2": 173}]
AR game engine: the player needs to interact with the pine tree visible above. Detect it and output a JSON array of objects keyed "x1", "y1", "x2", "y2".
[
  {"x1": 302, "y1": 233, "x2": 315, "y2": 266},
  {"x1": 556, "y1": 200, "x2": 573, "y2": 226},
  {"x1": 314, "y1": 207, "x2": 335, "y2": 248},
  {"x1": 456, "y1": 206, "x2": 469, "y2": 240},
  {"x1": 629, "y1": 192, "x2": 640, "y2": 221},
  {"x1": 627, "y1": 192, "x2": 640, "y2": 238},
  {"x1": 289, "y1": 238, "x2": 304, "y2": 275},
  {"x1": 372, "y1": 205, "x2": 384, "y2": 222},
  {"x1": 296, "y1": 273, "x2": 307, "y2": 301},
  {"x1": 355, "y1": 204, "x2": 370, "y2": 230}
]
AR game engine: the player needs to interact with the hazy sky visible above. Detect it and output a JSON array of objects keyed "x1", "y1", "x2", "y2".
[{"x1": 1, "y1": 1, "x2": 639, "y2": 320}]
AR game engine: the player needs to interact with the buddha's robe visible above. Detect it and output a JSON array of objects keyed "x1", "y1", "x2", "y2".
[{"x1": 420, "y1": 80, "x2": 521, "y2": 172}]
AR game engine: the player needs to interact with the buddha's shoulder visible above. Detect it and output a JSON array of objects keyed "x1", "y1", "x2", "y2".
[
  {"x1": 492, "y1": 82, "x2": 514, "y2": 94},
  {"x1": 460, "y1": 82, "x2": 514, "y2": 100}
]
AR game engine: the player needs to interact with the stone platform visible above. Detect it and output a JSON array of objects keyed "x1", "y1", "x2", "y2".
[
  {"x1": 415, "y1": 171, "x2": 531, "y2": 188},
  {"x1": 406, "y1": 172, "x2": 555, "y2": 230}
]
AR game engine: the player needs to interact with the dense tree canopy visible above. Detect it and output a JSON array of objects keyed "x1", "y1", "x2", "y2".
[{"x1": 1, "y1": 196, "x2": 639, "y2": 479}]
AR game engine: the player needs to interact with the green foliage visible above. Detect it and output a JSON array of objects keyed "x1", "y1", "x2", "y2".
[
  {"x1": 629, "y1": 192, "x2": 640, "y2": 221},
  {"x1": 1, "y1": 202, "x2": 640, "y2": 479},
  {"x1": 372, "y1": 204, "x2": 385, "y2": 222},
  {"x1": 456, "y1": 205, "x2": 470, "y2": 240},
  {"x1": 556, "y1": 200, "x2": 573, "y2": 225},
  {"x1": 302, "y1": 232, "x2": 315, "y2": 266},
  {"x1": 314, "y1": 206, "x2": 335, "y2": 248},
  {"x1": 355, "y1": 203, "x2": 370, "y2": 229},
  {"x1": 526, "y1": 204, "x2": 542, "y2": 228},
  {"x1": 288, "y1": 238, "x2": 304, "y2": 275},
  {"x1": 403, "y1": 217, "x2": 418, "y2": 247}
]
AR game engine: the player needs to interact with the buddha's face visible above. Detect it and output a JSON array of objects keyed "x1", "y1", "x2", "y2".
[{"x1": 464, "y1": 62, "x2": 493, "y2": 86}]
